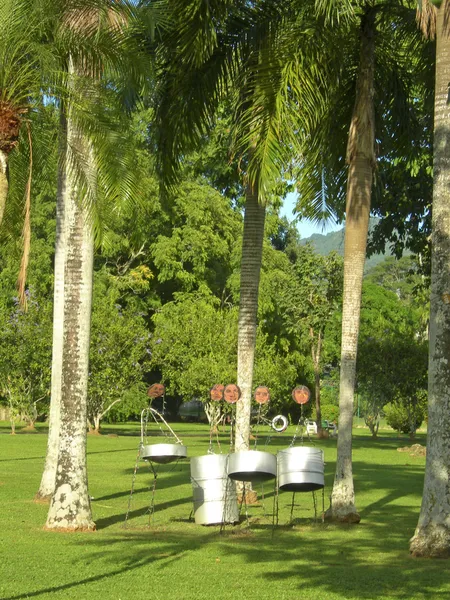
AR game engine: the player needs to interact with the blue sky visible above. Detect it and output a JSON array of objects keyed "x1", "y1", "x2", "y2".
[{"x1": 280, "y1": 192, "x2": 343, "y2": 239}]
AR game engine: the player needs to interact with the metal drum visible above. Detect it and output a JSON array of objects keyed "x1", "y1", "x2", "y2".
[
  {"x1": 190, "y1": 454, "x2": 239, "y2": 525},
  {"x1": 140, "y1": 443, "x2": 187, "y2": 464},
  {"x1": 277, "y1": 447, "x2": 324, "y2": 492},
  {"x1": 227, "y1": 450, "x2": 277, "y2": 483}
]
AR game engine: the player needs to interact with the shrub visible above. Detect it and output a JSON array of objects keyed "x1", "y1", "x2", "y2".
[
  {"x1": 384, "y1": 398, "x2": 425, "y2": 437},
  {"x1": 311, "y1": 403, "x2": 339, "y2": 424}
]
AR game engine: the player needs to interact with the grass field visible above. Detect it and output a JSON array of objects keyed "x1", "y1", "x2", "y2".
[{"x1": 1, "y1": 421, "x2": 448, "y2": 600}]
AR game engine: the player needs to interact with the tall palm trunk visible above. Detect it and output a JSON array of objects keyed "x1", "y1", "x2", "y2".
[
  {"x1": 327, "y1": 6, "x2": 376, "y2": 523},
  {"x1": 0, "y1": 149, "x2": 8, "y2": 225},
  {"x1": 235, "y1": 180, "x2": 265, "y2": 460},
  {"x1": 410, "y1": 4, "x2": 450, "y2": 558},
  {"x1": 35, "y1": 111, "x2": 67, "y2": 501},
  {"x1": 311, "y1": 329, "x2": 323, "y2": 437},
  {"x1": 45, "y1": 60, "x2": 95, "y2": 531}
]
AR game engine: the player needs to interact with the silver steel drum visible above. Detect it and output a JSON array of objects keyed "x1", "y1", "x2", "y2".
[
  {"x1": 277, "y1": 447, "x2": 324, "y2": 492},
  {"x1": 190, "y1": 454, "x2": 239, "y2": 525},
  {"x1": 227, "y1": 450, "x2": 277, "y2": 483},
  {"x1": 140, "y1": 443, "x2": 187, "y2": 464}
]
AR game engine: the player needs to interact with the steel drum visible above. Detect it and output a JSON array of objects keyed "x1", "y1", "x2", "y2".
[
  {"x1": 140, "y1": 443, "x2": 187, "y2": 464},
  {"x1": 277, "y1": 447, "x2": 324, "y2": 492},
  {"x1": 227, "y1": 450, "x2": 277, "y2": 483},
  {"x1": 190, "y1": 454, "x2": 239, "y2": 525}
]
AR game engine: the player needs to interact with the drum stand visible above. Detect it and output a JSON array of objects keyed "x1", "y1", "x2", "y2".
[
  {"x1": 287, "y1": 488, "x2": 325, "y2": 524},
  {"x1": 273, "y1": 409, "x2": 324, "y2": 530},
  {"x1": 124, "y1": 407, "x2": 185, "y2": 527}
]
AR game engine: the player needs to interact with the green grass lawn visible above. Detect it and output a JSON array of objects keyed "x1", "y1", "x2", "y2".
[{"x1": 0, "y1": 421, "x2": 448, "y2": 600}]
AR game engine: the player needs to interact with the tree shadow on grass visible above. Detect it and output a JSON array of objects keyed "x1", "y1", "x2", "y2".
[
  {"x1": 0, "y1": 447, "x2": 141, "y2": 463},
  {"x1": 1, "y1": 531, "x2": 212, "y2": 600},
  {"x1": 4, "y1": 454, "x2": 447, "y2": 600},
  {"x1": 95, "y1": 493, "x2": 193, "y2": 529},
  {"x1": 94, "y1": 462, "x2": 190, "y2": 503},
  {"x1": 214, "y1": 497, "x2": 450, "y2": 598},
  {"x1": 9, "y1": 513, "x2": 448, "y2": 600},
  {"x1": 216, "y1": 532, "x2": 450, "y2": 599},
  {"x1": 352, "y1": 461, "x2": 425, "y2": 520}
]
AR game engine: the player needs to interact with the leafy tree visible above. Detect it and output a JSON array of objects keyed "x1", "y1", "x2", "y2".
[
  {"x1": 278, "y1": 244, "x2": 343, "y2": 436},
  {"x1": 87, "y1": 271, "x2": 151, "y2": 432},
  {"x1": 150, "y1": 293, "x2": 239, "y2": 400},
  {"x1": 0, "y1": 292, "x2": 52, "y2": 433},
  {"x1": 357, "y1": 281, "x2": 427, "y2": 437},
  {"x1": 384, "y1": 394, "x2": 427, "y2": 438},
  {"x1": 152, "y1": 181, "x2": 241, "y2": 298}
]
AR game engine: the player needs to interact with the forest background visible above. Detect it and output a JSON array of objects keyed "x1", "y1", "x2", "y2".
[{"x1": 0, "y1": 101, "x2": 429, "y2": 438}]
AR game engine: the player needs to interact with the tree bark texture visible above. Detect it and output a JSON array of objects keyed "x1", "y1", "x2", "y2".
[
  {"x1": 0, "y1": 149, "x2": 8, "y2": 226},
  {"x1": 46, "y1": 61, "x2": 95, "y2": 531},
  {"x1": 235, "y1": 182, "x2": 265, "y2": 454},
  {"x1": 327, "y1": 7, "x2": 376, "y2": 523},
  {"x1": 311, "y1": 330, "x2": 323, "y2": 437},
  {"x1": 410, "y1": 5, "x2": 450, "y2": 558},
  {"x1": 36, "y1": 110, "x2": 68, "y2": 501}
]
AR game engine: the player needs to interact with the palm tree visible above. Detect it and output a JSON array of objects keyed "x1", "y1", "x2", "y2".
[
  {"x1": 327, "y1": 2, "x2": 376, "y2": 524},
  {"x1": 154, "y1": 0, "x2": 329, "y2": 469},
  {"x1": 297, "y1": 0, "x2": 428, "y2": 522},
  {"x1": 35, "y1": 110, "x2": 68, "y2": 501},
  {"x1": 0, "y1": 0, "x2": 36, "y2": 226},
  {"x1": 235, "y1": 179, "x2": 266, "y2": 457},
  {"x1": 45, "y1": 73, "x2": 96, "y2": 528},
  {"x1": 410, "y1": 0, "x2": 450, "y2": 558},
  {"x1": 1, "y1": 0, "x2": 146, "y2": 528},
  {"x1": 35, "y1": 1, "x2": 147, "y2": 508}
]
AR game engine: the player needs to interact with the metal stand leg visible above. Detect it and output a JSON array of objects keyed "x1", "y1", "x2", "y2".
[
  {"x1": 261, "y1": 483, "x2": 266, "y2": 517},
  {"x1": 271, "y1": 477, "x2": 278, "y2": 539},
  {"x1": 289, "y1": 492, "x2": 296, "y2": 524},
  {"x1": 148, "y1": 463, "x2": 158, "y2": 526},
  {"x1": 312, "y1": 490, "x2": 317, "y2": 522},
  {"x1": 242, "y1": 482, "x2": 250, "y2": 528},
  {"x1": 220, "y1": 458, "x2": 230, "y2": 535},
  {"x1": 124, "y1": 445, "x2": 142, "y2": 527}
]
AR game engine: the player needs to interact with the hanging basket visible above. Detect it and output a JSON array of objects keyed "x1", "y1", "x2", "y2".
[
  {"x1": 140, "y1": 443, "x2": 187, "y2": 464},
  {"x1": 277, "y1": 446, "x2": 324, "y2": 492},
  {"x1": 227, "y1": 450, "x2": 277, "y2": 483}
]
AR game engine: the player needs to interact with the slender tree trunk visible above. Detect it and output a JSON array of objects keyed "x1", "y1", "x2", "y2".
[
  {"x1": 93, "y1": 414, "x2": 101, "y2": 434},
  {"x1": 235, "y1": 182, "x2": 265, "y2": 456},
  {"x1": 327, "y1": 7, "x2": 376, "y2": 523},
  {"x1": 311, "y1": 329, "x2": 323, "y2": 437},
  {"x1": 0, "y1": 149, "x2": 8, "y2": 226},
  {"x1": 410, "y1": 5, "x2": 450, "y2": 558},
  {"x1": 235, "y1": 181, "x2": 265, "y2": 503},
  {"x1": 45, "y1": 60, "x2": 95, "y2": 531},
  {"x1": 45, "y1": 174, "x2": 95, "y2": 530},
  {"x1": 35, "y1": 110, "x2": 67, "y2": 502}
]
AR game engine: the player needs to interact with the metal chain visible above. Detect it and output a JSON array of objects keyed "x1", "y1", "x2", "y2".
[{"x1": 124, "y1": 443, "x2": 142, "y2": 527}]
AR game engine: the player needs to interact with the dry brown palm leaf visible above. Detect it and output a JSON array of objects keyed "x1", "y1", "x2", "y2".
[
  {"x1": 416, "y1": 0, "x2": 438, "y2": 39},
  {"x1": 16, "y1": 122, "x2": 33, "y2": 310},
  {"x1": 0, "y1": 100, "x2": 27, "y2": 154},
  {"x1": 62, "y1": 0, "x2": 127, "y2": 35}
]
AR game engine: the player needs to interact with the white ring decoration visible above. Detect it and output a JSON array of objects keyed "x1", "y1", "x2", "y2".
[{"x1": 271, "y1": 414, "x2": 288, "y2": 433}]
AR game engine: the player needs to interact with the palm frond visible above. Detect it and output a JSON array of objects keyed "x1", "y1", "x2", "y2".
[
  {"x1": 416, "y1": 0, "x2": 437, "y2": 39},
  {"x1": 314, "y1": 0, "x2": 355, "y2": 24}
]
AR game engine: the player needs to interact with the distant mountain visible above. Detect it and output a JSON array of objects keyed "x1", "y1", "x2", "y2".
[{"x1": 300, "y1": 218, "x2": 403, "y2": 273}]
